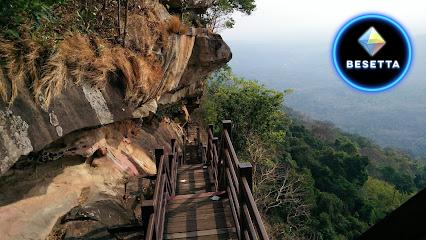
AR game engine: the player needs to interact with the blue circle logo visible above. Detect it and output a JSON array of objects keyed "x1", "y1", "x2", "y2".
[{"x1": 332, "y1": 14, "x2": 412, "y2": 92}]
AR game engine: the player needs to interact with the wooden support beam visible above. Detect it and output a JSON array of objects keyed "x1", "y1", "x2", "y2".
[
  {"x1": 222, "y1": 120, "x2": 232, "y2": 139},
  {"x1": 155, "y1": 148, "x2": 164, "y2": 171},
  {"x1": 239, "y1": 162, "x2": 253, "y2": 192}
]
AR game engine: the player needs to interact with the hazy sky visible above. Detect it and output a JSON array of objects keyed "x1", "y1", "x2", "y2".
[{"x1": 222, "y1": 0, "x2": 426, "y2": 44}]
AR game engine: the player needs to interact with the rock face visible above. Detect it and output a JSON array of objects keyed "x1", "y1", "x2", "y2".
[
  {"x1": 0, "y1": 27, "x2": 231, "y2": 176},
  {"x1": 50, "y1": 200, "x2": 140, "y2": 239},
  {"x1": 0, "y1": 1, "x2": 231, "y2": 239},
  {"x1": 0, "y1": 118, "x2": 184, "y2": 239}
]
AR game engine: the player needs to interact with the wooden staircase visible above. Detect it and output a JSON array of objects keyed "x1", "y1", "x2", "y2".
[
  {"x1": 142, "y1": 121, "x2": 269, "y2": 240},
  {"x1": 163, "y1": 136, "x2": 237, "y2": 239}
]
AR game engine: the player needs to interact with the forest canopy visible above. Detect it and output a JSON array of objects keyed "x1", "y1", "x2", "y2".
[{"x1": 200, "y1": 66, "x2": 423, "y2": 240}]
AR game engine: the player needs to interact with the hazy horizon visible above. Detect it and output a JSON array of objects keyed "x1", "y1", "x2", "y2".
[
  {"x1": 220, "y1": 1, "x2": 426, "y2": 157},
  {"x1": 221, "y1": 0, "x2": 426, "y2": 43}
]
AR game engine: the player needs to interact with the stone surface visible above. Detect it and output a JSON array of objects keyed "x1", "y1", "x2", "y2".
[
  {"x1": 53, "y1": 200, "x2": 136, "y2": 240},
  {"x1": 0, "y1": 1, "x2": 231, "y2": 238},
  {"x1": 0, "y1": 27, "x2": 230, "y2": 176},
  {"x1": 0, "y1": 118, "x2": 184, "y2": 240}
]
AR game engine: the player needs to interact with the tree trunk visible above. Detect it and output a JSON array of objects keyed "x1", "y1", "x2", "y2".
[
  {"x1": 122, "y1": 0, "x2": 129, "y2": 47},
  {"x1": 117, "y1": 0, "x2": 121, "y2": 41}
]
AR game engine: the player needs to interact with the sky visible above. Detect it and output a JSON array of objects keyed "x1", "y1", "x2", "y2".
[{"x1": 221, "y1": 0, "x2": 426, "y2": 44}]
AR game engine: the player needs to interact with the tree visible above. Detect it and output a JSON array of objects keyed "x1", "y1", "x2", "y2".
[
  {"x1": 361, "y1": 177, "x2": 409, "y2": 223},
  {"x1": 201, "y1": 66, "x2": 288, "y2": 151},
  {"x1": 380, "y1": 166, "x2": 416, "y2": 193},
  {"x1": 203, "y1": 0, "x2": 256, "y2": 31},
  {"x1": 200, "y1": 66, "x2": 418, "y2": 240}
]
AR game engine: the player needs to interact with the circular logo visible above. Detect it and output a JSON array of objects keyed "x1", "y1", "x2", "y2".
[{"x1": 332, "y1": 14, "x2": 412, "y2": 92}]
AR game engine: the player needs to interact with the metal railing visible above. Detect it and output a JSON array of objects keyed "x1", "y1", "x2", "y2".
[
  {"x1": 142, "y1": 139, "x2": 181, "y2": 240},
  {"x1": 204, "y1": 120, "x2": 269, "y2": 240}
]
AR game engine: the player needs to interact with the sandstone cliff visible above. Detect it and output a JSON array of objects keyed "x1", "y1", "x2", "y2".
[{"x1": 0, "y1": 0, "x2": 230, "y2": 239}]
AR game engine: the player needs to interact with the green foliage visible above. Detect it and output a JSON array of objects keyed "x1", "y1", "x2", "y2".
[
  {"x1": 201, "y1": 67, "x2": 420, "y2": 240},
  {"x1": 414, "y1": 166, "x2": 426, "y2": 189},
  {"x1": 379, "y1": 166, "x2": 416, "y2": 193},
  {"x1": 0, "y1": 0, "x2": 66, "y2": 37},
  {"x1": 202, "y1": 0, "x2": 255, "y2": 30},
  {"x1": 201, "y1": 66, "x2": 288, "y2": 151},
  {"x1": 216, "y1": 0, "x2": 256, "y2": 15},
  {"x1": 361, "y1": 177, "x2": 410, "y2": 223}
]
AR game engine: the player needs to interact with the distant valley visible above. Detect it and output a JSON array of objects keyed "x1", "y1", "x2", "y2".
[{"x1": 227, "y1": 36, "x2": 426, "y2": 158}]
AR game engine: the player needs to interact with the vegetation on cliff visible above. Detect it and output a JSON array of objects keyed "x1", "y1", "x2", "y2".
[
  {"x1": 200, "y1": 66, "x2": 424, "y2": 239},
  {"x1": 0, "y1": 0, "x2": 188, "y2": 108}
]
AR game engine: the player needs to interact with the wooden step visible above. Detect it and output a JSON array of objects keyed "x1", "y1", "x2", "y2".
[
  {"x1": 165, "y1": 217, "x2": 235, "y2": 234},
  {"x1": 164, "y1": 228, "x2": 237, "y2": 239},
  {"x1": 168, "y1": 192, "x2": 225, "y2": 202},
  {"x1": 167, "y1": 198, "x2": 229, "y2": 211},
  {"x1": 178, "y1": 170, "x2": 209, "y2": 177},
  {"x1": 177, "y1": 175, "x2": 210, "y2": 182},
  {"x1": 164, "y1": 139, "x2": 237, "y2": 240},
  {"x1": 176, "y1": 188, "x2": 212, "y2": 195},
  {"x1": 167, "y1": 210, "x2": 233, "y2": 223},
  {"x1": 166, "y1": 206, "x2": 231, "y2": 219},
  {"x1": 178, "y1": 164, "x2": 205, "y2": 171}
]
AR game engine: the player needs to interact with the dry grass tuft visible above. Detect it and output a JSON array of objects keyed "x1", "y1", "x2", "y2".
[
  {"x1": 33, "y1": 48, "x2": 68, "y2": 108},
  {"x1": 167, "y1": 15, "x2": 188, "y2": 35},
  {"x1": 32, "y1": 33, "x2": 163, "y2": 108},
  {"x1": 60, "y1": 34, "x2": 115, "y2": 87},
  {"x1": 24, "y1": 39, "x2": 41, "y2": 85},
  {"x1": 1, "y1": 2, "x2": 169, "y2": 107},
  {"x1": 33, "y1": 33, "x2": 116, "y2": 107},
  {"x1": 0, "y1": 67, "x2": 8, "y2": 102},
  {"x1": 0, "y1": 38, "x2": 38, "y2": 104},
  {"x1": 111, "y1": 47, "x2": 163, "y2": 105}
]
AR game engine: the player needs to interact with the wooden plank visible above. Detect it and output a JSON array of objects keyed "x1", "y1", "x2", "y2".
[
  {"x1": 163, "y1": 142, "x2": 238, "y2": 240},
  {"x1": 177, "y1": 182, "x2": 212, "y2": 189},
  {"x1": 166, "y1": 211, "x2": 233, "y2": 223},
  {"x1": 178, "y1": 169, "x2": 207, "y2": 174},
  {"x1": 164, "y1": 227, "x2": 237, "y2": 239},
  {"x1": 165, "y1": 206, "x2": 231, "y2": 218},
  {"x1": 169, "y1": 194, "x2": 223, "y2": 203},
  {"x1": 172, "y1": 233, "x2": 238, "y2": 240},
  {"x1": 176, "y1": 185, "x2": 209, "y2": 191},
  {"x1": 179, "y1": 165, "x2": 203, "y2": 169},
  {"x1": 178, "y1": 172, "x2": 210, "y2": 178},
  {"x1": 167, "y1": 199, "x2": 229, "y2": 211},
  {"x1": 176, "y1": 189, "x2": 211, "y2": 195},
  {"x1": 165, "y1": 216, "x2": 234, "y2": 233}
]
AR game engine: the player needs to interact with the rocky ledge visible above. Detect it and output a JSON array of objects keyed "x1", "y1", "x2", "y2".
[{"x1": 0, "y1": 0, "x2": 231, "y2": 239}]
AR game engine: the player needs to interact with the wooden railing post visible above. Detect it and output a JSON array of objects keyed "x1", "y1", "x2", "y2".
[
  {"x1": 182, "y1": 134, "x2": 186, "y2": 165},
  {"x1": 196, "y1": 127, "x2": 200, "y2": 145},
  {"x1": 143, "y1": 148, "x2": 164, "y2": 239},
  {"x1": 222, "y1": 120, "x2": 232, "y2": 140},
  {"x1": 239, "y1": 162, "x2": 253, "y2": 191},
  {"x1": 220, "y1": 120, "x2": 232, "y2": 191},
  {"x1": 239, "y1": 162, "x2": 253, "y2": 240},
  {"x1": 142, "y1": 201, "x2": 154, "y2": 239},
  {"x1": 171, "y1": 139, "x2": 176, "y2": 152},
  {"x1": 208, "y1": 124, "x2": 214, "y2": 135},
  {"x1": 207, "y1": 124, "x2": 214, "y2": 164},
  {"x1": 207, "y1": 120, "x2": 271, "y2": 240},
  {"x1": 213, "y1": 136, "x2": 223, "y2": 191},
  {"x1": 168, "y1": 154, "x2": 174, "y2": 196},
  {"x1": 155, "y1": 148, "x2": 164, "y2": 173},
  {"x1": 202, "y1": 144, "x2": 207, "y2": 164}
]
